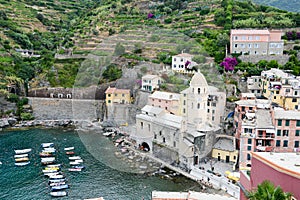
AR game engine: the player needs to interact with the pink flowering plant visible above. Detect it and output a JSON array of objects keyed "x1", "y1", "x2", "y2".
[{"x1": 220, "y1": 57, "x2": 238, "y2": 72}]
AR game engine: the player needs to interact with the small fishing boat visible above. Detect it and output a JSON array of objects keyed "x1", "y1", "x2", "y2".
[
  {"x1": 70, "y1": 161, "x2": 81, "y2": 165},
  {"x1": 48, "y1": 179, "x2": 66, "y2": 184},
  {"x1": 15, "y1": 157, "x2": 29, "y2": 162},
  {"x1": 39, "y1": 152, "x2": 54, "y2": 157},
  {"x1": 74, "y1": 159, "x2": 83, "y2": 163},
  {"x1": 68, "y1": 168, "x2": 82, "y2": 172},
  {"x1": 51, "y1": 184, "x2": 69, "y2": 191},
  {"x1": 41, "y1": 143, "x2": 54, "y2": 148},
  {"x1": 44, "y1": 166, "x2": 60, "y2": 171},
  {"x1": 64, "y1": 147, "x2": 74, "y2": 151},
  {"x1": 41, "y1": 157, "x2": 55, "y2": 163},
  {"x1": 14, "y1": 149, "x2": 32, "y2": 154},
  {"x1": 44, "y1": 172, "x2": 61, "y2": 177},
  {"x1": 49, "y1": 174, "x2": 64, "y2": 179},
  {"x1": 74, "y1": 165, "x2": 85, "y2": 169},
  {"x1": 42, "y1": 148, "x2": 56, "y2": 153},
  {"x1": 69, "y1": 156, "x2": 81, "y2": 160},
  {"x1": 43, "y1": 169, "x2": 59, "y2": 173},
  {"x1": 49, "y1": 181, "x2": 66, "y2": 187},
  {"x1": 66, "y1": 151, "x2": 75, "y2": 155},
  {"x1": 103, "y1": 132, "x2": 113, "y2": 137},
  {"x1": 14, "y1": 154, "x2": 28, "y2": 158},
  {"x1": 47, "y1": 164, "x2": 61, "y2": 167},
  {"x1": 15, "y1": 161, "x2": 30, "y2": 166},
  {"x1": 50, "y1": 191, "x2": 68, "y2": 197}
]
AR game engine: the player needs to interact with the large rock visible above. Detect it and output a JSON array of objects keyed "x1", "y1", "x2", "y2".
[
  {"x1": 0, "y1": 118, "x2": 9, "y2": 128},
  {"x1": 7, "y1": 117, "x2": 17, "y2": 126}
]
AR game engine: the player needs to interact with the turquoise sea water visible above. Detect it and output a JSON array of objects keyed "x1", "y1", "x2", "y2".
[{"x1": 0, "y1": 128, "x2": 200, "y2": 200}]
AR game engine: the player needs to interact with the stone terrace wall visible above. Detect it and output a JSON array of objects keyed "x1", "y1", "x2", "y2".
[
  {"x1": 28, "y1": 97, "x2": 104, "y2": 120},
  {"x1": 239, "y1": 55, "x2": 289, "y2": 65}
]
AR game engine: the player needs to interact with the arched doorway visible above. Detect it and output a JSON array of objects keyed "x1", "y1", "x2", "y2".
[{"x1": 140, "y1": 142, "x2": 150, "y2": 152}]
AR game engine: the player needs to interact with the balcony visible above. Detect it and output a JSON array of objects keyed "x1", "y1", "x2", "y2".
[{"x1": 256, "y1": 146, "x2": 273, "y2": 152}]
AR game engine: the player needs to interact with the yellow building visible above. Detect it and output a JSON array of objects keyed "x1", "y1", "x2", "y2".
[
  {"x1": 212, "y1": 137, "x2": 238, "y2": 163},
  {"x1": 261, "y1": 69, "x2": 300, "y2": 110},
  {"x1": 105, "y1": 87, "x2": 131, "y2": 105}
]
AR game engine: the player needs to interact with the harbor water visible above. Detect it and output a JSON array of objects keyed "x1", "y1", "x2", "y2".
[{"x1": 0, "y1": 128, "x2": 202, "y2": 200}]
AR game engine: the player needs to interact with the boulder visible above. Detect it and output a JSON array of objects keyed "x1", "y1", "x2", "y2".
[
  {"x1": 0, "y1": 118, "x2": 9, "y2": 128},
  {"x1": 7, "y1": 117, "x2": 17, "y2": 126}
]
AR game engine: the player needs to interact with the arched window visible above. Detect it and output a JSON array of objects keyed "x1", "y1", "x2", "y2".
[
  {"x1": 198, "y1": 88, "x2": 201, "y2": 94},
  {"x1": 197, "y1": 103, "x2": 200, "y2": 109}
]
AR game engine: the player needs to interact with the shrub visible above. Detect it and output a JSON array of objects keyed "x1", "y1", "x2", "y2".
[{"x1": 20, "y1": 113, "x2": 34, "y2": 120}]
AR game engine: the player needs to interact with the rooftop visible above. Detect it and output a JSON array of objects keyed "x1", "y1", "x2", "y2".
[
  {"x1": 252, "y1": 152, "x2": 300, "y2": 179},
  {"x1": 231, "y1": 29, "x2": 270, "y2": 35},
  {"x1": 213, "y1": 138, "x2": 235, "y2": 152},
  {"x1": 149, "y1": 91, "x2": 180, "y2": 101},
  {"x1": 142, "y1": 105, "x2": 164, "y2": 115},
  {"x1": 173, "y1": 53, "x2": 193, "y2": 58},
  {"x1": 256, "y1": 110, "x2": 274, "y2": 129},
  {"x1": 142, "y1": 74, "x2": 160, "y2": 80},
  {"x1": 274, "y1": 109, "x2": 300, "y2": 120},
  {"x1": 105, "y1": 87, "x2": 130, "y2": 94}
]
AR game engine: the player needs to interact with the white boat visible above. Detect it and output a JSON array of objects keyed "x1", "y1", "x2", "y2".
[
  {"x1": 43, "y1": 169, "x2": 59, "y2": 173},
  {"x1": 14, "y1": 154, "x2": 28, "y2": 158},
  {"x1": 49, "y1": 179, "x2": 66, "y2": 184},
  {"x1": 50, "y1": 191, "x2": 68, "y2": 197},
  {"x1": 15, "y1": 161, "x2": 30, "y2": 166},
  {"x1": 68, "y1": 168, "x2": 82, "y2": 172},
  {"x1": 0, "y1": 161, "x2": 2, "y2": 165},
  {"x1": 44, "y1": 172, "x2": 61, "y2": 177},
  {"x1": 50, "y1": 181, "x2": 66, "y2": 187},
  {"x1": 42, "y1": 148, "x2": 56, "y2": 153},
  {"x1": 74, "y1": 159, "x2": 83, "y2": 163},
  {"x1": 103, "y1": 132, "x2": 113, "y2": 136},
  {"x1": 51, "y1": 184, "x2": 69, "y2": 191},
  {"x1": 41, "y1": 143, "x2": 54, "y2": 148},
  {"x1": 47, "y1": 164, "x2": 61, "y2": 168},
  {"x1": 64, "y1": 147, "x2": 74, "y2": 151},
  {"x1": 14, "y1": 149, "x2": 32, "y2": 154},
  {"x1": 69, "y1": 156, "x2": 81, "y2": 160},
  {"x1": 15, "y1": 157, "x2": 29, "y2": 162},
  {"x1": 49, "y1": 174, "x2": 64, "y2": 179},
  {"x1": 41, "y1": 157, "x2": 55, "y2": 162},
  {"x1": 70, "y1": 161, "x2": 82, "y2": 165}
]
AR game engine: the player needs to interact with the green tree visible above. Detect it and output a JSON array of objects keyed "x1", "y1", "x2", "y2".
[{"x1": 247, "y1": 180, "x2": 292, "y2": 200}]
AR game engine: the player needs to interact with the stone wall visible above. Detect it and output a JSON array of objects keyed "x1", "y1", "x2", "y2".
[
  {"x1": 153, "y1": 143, "x2": 179, "y2": 164},
  {"x1": 105, "y1": 103, "x2": 138, "y2": 125},
  {"x1": 239, "y1": 55, "x2": 290, "y2": 65},
  {"x1": 28, "y1": 97, "x2": 104, "y2": 120}
]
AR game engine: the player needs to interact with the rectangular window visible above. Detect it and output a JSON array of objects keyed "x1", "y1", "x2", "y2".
[
  {"x1": 247, "y1": 154, "x2": 251, "y2": 160},
  {"x1": 248, "y1": 43, "x2": 252, "y2": 48},
  {"x1": 277, "y1": 120, "x2": 282, "y2": 126},
  {"x1": 283, "y1": 130, "x2": 289, "y2": 136},
  {"x1": 296, "y1": 130, "x2": 300, "y2": 136},
  {"x1": 297, "y1": 120, "x2": 300, "y2": 127},
  {"x1": 173, "y1": 141, "x2": 176, "y2": 147},
  {"x1": 248, "y1": 36, "x2": 253, "y2": 40},
  {"x1": 283, "y1": 140, "x2": 288, "y2": 147},
  {"x1": 108, "y1": 100, "x2": 111, "y2": 103},
  {"x1": 183, "y1": 108, "x2": 185, "y2": 114},
  {"x1": 212, "y1": 116, "x2": 214, "y2": 121},
  {"x1": 234, "y1": 36, "x2": 238, "y2": 40},
  {"x1": 242, "y1": 106, "x2": 245, "y2": 111},
  {"x1": 115, "y1": 94, "x2": 118, "y2": 96},
  {"x1": 277, "y1": 130, "x2": 281, "y2": 136},
  {"x1": 140, "y1": 122, "x2": 143, "y2": 129},
  {"x1": 295, "y1": 141, "x2": 299, "y2": 148},
  {"x1": 276, "y1": 140, "x2": 281, "y2": 147},
  {"x1": 292, "y1": 98, "x2": 297, "y2": 102},
  {"x1": 255, "y1": 36, "x2": 260, "y2": 40},
  {"x1": 148, "y1": 124, "x2": 150, "y2": 131},
  {"x1": 234, "y1": 44, "x2": 238, "y2": 48},
  {"x1": 247, "y1": 146, "x2": 251, "y2": 150},
  {"x1": 285, "y1": 120, "x2": 290, "y2": 126},
  {"x1": 122, "y1": 94, "x2": 125, "y2": 97},
  {"x1": 295, "y1": 91, "x2": 298, "y2": 96},
  {"x1": 248, "y1": 139, "x2": 252, "y2": 144},
  {"x1": 207, "y1": 109, "x2": 210, "y2": 113}
]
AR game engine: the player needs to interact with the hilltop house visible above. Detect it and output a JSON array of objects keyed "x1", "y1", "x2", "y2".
[
  {"x1": 141, "y1": 74, "x2": 164, "y2": 92},
  {"x1": 230, "y1": 29, "x2": 284, "y2": 55},
  {"x1": 172, "y1": 53, "x2": 197, "y2": 73}
]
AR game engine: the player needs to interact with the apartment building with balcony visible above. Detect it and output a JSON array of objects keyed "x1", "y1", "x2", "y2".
[
  {"x1": 230, "y1": 29, "x2": 284, "y2": 55},
  {"x1": 261, "y1": 68, "x2": 300, "y2": 110}
]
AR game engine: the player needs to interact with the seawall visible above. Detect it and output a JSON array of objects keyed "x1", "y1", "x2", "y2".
[{"x1": 28, "y1": 97, "x2": 104, "y2": 120}]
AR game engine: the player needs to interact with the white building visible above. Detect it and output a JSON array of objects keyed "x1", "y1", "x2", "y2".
[
  {"x1": 141, "y1": 74, "x2": 164, "y2": 92},
  {"x1": 172, "y1": 53, "x2": 197, "y2": 73}
]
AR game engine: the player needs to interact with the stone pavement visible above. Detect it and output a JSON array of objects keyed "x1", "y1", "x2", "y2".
[{"x1": 197, "y1": 158, "x2": 235, "y2": 175}]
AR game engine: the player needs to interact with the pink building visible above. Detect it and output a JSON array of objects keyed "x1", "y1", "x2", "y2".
[
  {"x1": 230, "y1": 29, "x2": 284, "y2": 55},
  {"x1": 240, "y1": 152, "x2": 300, "y2": 200},
  {"x1": 148, "y1": 91, "x2": 180, "y2": 115},
  {"x1": 271, "y1": 108, "x2": 300, "y2": 153}
]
